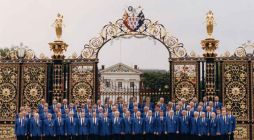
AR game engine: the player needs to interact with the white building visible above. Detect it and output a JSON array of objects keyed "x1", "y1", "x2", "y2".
[{"x1": 99, "y1": 63, "x2": 143, "y2": 103}]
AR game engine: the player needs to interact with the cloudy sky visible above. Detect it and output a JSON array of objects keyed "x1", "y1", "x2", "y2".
[{"x1": 0, "y1": 0, "x2": 253, "y2": 70}]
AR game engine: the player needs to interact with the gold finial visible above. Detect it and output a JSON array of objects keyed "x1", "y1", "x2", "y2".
[
  {"x1": 206, "y1": 10, "x2": 215, "y2": 38},
  {"x1": 53, "y1": 13, "x2": 64, "y2": 40}
]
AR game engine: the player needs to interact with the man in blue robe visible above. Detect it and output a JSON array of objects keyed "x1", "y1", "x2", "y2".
[
  {"x1": 112, "y1": 111, "x2": 123, "y2": 140},
  {"x1": 43, "y1": 113, "x2": 56, "y2": 140},
  {"x1": 15, "y1": 112, "x2": 27, "y2": 140},
  {"x1": 77, "y1": 112, "x2": 89, "y2": 140},
  {"x1": 165, "y1": 110, "x2": 179, "y2": 140},
  {"x1": 122, "y1": 111, "x2": 133, "y2": 140},
  {"x1": 99, "y1": 112, "x2": 111, "y2": 140},
  {"x1": 144, "y1": 110, "x2": 156, "y2": 140}
]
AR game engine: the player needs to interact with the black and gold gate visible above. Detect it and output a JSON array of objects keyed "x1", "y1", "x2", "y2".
[
  {"x1": 171, "y1": 60, "x2": 199, "y2": 102},
  {"x1": 221, "y1": 58, "x2": 253, "y2": 139},
  {"x1": 0, "y1": 60, "x2": 50, "y2": 138},
  {"x1": 0, "y1": 7, "x2": 253, "y2": 140}
]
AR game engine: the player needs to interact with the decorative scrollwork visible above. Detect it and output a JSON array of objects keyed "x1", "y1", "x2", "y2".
[
  {"x1": 0, "y1": 43, "x2": 38, "y2": 60},
  {"x1": 173, "y1": 64, "x2": 197, "y2": 101},
  {"x1": 234, "y1": 126, "x2": 248, "y2": 139},
  {"x1": 71, "y1": 66, "x2": 94, "y2": 84},
  {"x1": 164, "y1": 35, "x2": 178, "y2": 48},
  {"x1": 234, "y1": 41, "x2": 254, "y2": 57},
  {"x1": 24, "y1": 49, "x2": 35, "y2": 60},
  {"x1": 174, "y1": 64, "x2": 196, "y2": 84},
  {"x1": 175, "y1": 81, "x2": 195, "y2": 101},
  {"x1": 0, "y1": 125, "x2": 15, "y2": 139},
  {"x1": 0, "y1": 65, "x2": 18, "y2": 121},
  {"x1": 225, "y1": 82, "x2": 246, "y2": 102},
  {"x1": 24, "y1": 83, "x2": 44, "y2": 103},
  {"x1": 72, "y1": 82, "x2": 92, "y2": 103},
  {"x1": 81, "y1": 47, "x2": 94, "y2": 59},
  {"x1": 89, "y1": 37, "x2": 104, "y2": 49},
  {"x1": 223, "y1": 63, "x2": 248, "y2": 120},
  {"x1": 235, "y1": 47, "x2": 246, "y2": 57},
  {"x1": 173, "y1": 45, "x2": 187, "y2": 58},
  {"x1": 0, "y1": 102, "x2": 17, "y2": 120},
  {"x1": 0, "y1": 67, "x2": 18, "y2": 84},
  {"x1": 0, "y1": 83, "x2": 16, "y2": 102},
  {"x1": 81, "y1": 6, "x2": 186, "y2": 59},
  {"x1": 70, "y1": 65, "x2": 94, "y2": 103},
  {"x1": 22, "y1": 65, "x2": 46, "y2": 109}
]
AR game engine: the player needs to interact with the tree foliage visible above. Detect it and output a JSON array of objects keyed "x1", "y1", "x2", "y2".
[
  {"x1": 142, "y1": 72, "x2": 170, "y2": 91},
  {"x1": 0, "y1": 47, "x2": 15, "y2": 57}
]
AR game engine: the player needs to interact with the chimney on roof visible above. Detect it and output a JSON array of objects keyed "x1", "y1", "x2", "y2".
[
  {"x1": 134, "y1": 65, "x2": 138, "y2": 69},
  {"x1": 101, "y1": 65, "x2": 105, "y2": 70}
]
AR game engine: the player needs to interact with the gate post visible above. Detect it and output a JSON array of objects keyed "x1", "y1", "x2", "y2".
[
  {"x1": 201, "y1": 11, "x2": 219, "y2": 100},
  {"x1": 201, "y1": 38, "x2": 219, "y2": 100},
  {"x1": 169, "y1": 58, "x2": 172, "y2": 101},
  {"x1": 49, "y1": 41, "x2": 68, "y2": 102},
  {"x1": 94, "y1": 59, "x2": 99, "y2": 102},
  {"x1": 48, "y1": 13, "x2": 68, "y2": 103}
]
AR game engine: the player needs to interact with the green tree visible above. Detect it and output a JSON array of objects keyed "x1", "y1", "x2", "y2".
[
  {"x1": 0, "y1": 48, "x2": 9, "y2": 57},
  {"x1": 0, "y1": 47, "x2": 15, "y2": 58},
  {"x1": 142, "y1": 72, "x2": 170, "y2": 91}
]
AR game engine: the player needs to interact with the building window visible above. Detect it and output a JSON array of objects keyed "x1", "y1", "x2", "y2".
[
  {"x1": 118, "y1": 82, "x2": 122, "y2": 88},
  {"x1": 106, "y1": 80, "x2": 110, "y2": 87},
  {"x1": 130, "y1": 82, "x2": 135, "y2": 88}
]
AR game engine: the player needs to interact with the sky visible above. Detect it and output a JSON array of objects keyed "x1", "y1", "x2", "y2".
[{"x1": 0, "y1": 0, "x2": 254, "y2": 70}]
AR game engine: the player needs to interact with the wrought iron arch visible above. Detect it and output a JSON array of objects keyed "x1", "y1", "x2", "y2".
[{"x1": 80, "y1": 6, "x2": 187, "y2": 59}]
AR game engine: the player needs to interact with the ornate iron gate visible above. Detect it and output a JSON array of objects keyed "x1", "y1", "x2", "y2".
[
  {"x1": 171, "y1": 60, "x2": 199, "y2": 102},
  {"x1": 222, "y1": 60, "x2": 252, "y2": 139},
  {"x1": 21, "y1": 63, "x2": 48, "y2": 109},
  {"x1": 0, "y1": 61, "x2": 51, "y2": 138},
  {"x1": 0, "y1": 64, "x2": 19, "y2": 122},
  {"x1": 68, "y1": 61, "x2": 96, "y2": 103},
  {"x1": 0, "y1": 7, "x2": 253, "y2": 140}
]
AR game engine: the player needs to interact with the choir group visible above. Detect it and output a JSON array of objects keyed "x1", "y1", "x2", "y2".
[{"x1": 15, "y1": 96, "x2": 236, "y2": 140}]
